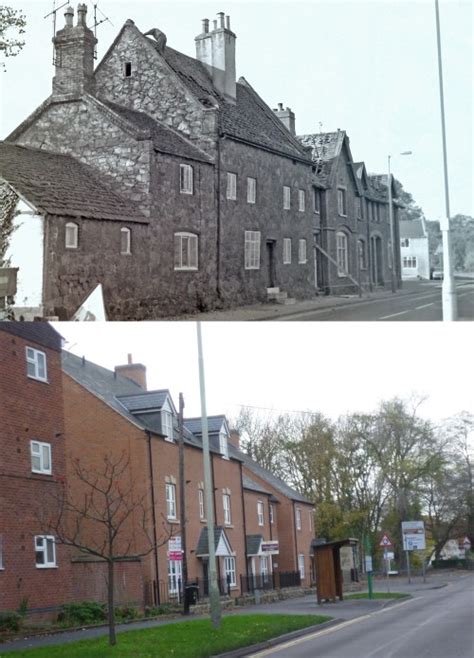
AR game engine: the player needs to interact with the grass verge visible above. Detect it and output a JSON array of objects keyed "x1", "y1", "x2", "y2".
[
  {"x1": 1, "y1": 614, "x2": 332, "y2": 657},
  {"x1": 345, "y1": 592, "x2": 410, "y2": 600}
]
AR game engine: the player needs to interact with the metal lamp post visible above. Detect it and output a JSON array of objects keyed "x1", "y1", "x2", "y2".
[
  {"x1": 388, "y1": 151, "x2": 412, "y2": 293},
  {"x1": 434, "y1": 0, "x2": 457, "y2": 321}
]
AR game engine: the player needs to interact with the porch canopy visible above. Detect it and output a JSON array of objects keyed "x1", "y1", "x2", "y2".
[{"x1": 312, "y1": 538, "x2": 358, "y2": 604}]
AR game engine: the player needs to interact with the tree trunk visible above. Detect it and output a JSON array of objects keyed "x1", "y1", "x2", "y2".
[{"x1": 107, "y1": 560, "x2": 116, "y2": 646}]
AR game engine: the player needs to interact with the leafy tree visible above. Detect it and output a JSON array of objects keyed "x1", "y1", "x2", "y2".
[
  {"x1": 394, "y1": 179, "x2": 425, "y2": 223},
  {"x1": 0, "y1": 5, "x2": 26, "y2": 68}
]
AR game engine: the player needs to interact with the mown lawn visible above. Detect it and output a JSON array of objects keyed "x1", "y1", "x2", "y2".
[
  {"x1": 345, "y1": 592, "x2": 409, "y2": 600},
  {"x1": 1, "y1": 614, "x2": 332, "y2": 658}
]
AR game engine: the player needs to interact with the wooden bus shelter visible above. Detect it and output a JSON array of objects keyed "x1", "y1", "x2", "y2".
[{"x1": 312, "y1": 538, "x2": 358, "y2": 603}]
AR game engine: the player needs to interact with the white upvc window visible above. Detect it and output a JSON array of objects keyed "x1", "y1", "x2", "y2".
[
  {"x1": 223, "y1": 494, "x2": 232, "y2": 525},
  {"x1": 298, "y1": 189, "x2": 305, "y2": 212},
  {"x1": 283, "y1": 238, "x2": 292, "y2": 265},
  {"x1": 35, "y1": 536, "x2": 56, "y2": 568},
  {"x1": 26, "y1": 347, "x2": 47, "y2": 382},
  {"x1": 162, "y1": 410, "x2": 174, "y2": 441},
  {"x1": 298, "y1": 554, "x2": 305, "y2": 579},
  {"x1": 283, "y1": 185, "x2": 291, "y2": 210},
  {"x1": 166, "y1": 483, "x2": 177, "y2": 520},
  {"x1": 174, "y1": 232, "x2": 198, "y2": 271},
  {"x1": 403, "y1": 256, "x2": 417, "y2": 268},
  {"x1": 179, "y1": 164, "x2": 193, "y2": 194},
  {"x1": 226, "y1": 172, "x2": 237, "y2": 200},
  {"x1": 198, "y1": 488, "x2": 205, "y2": 520},
  {"x1": 269, "y1": 505, "x2": 274, "y2": 525},
  {"x1": 247, "y1": 177, "x2": 256, "y2": 204},
  {"x1": 244, "y1": 231, "x2": 261, "y2": 270},
  {"x1": 298, "y1": 239, "x2": 307, "y2": 264},
  {"x1": 168, "y1": 558, "x2": 182, "y2": 594},
  {"x1": 31, "y1": 441, "x2": 52, "y2": 475},
  {"x1": 257, "y1": 501, "x2": 265, "y2": 526},
  {"x1": 120, "y1": 227, "x2": 131, "y2": 255},
  {"x1": 295, "y1": 507, "x2": 302, "y2": 530},
  {"x1": 65, "y1": 222, "x2": 79, "y2": 249},
  {"x1": 337, "y1": 188, "x2": 347, "y2": 216},
  {"x1": 336, "y1": 232, "x2": 348, "y2": 276},
  {"x1": 224, "y1": 556, "x2": 236, "y2": 586},
  {"x1": 219, "y1": 432, "x2": 229, "y2": 459}
]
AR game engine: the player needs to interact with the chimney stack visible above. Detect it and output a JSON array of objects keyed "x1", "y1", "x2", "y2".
[
  {"x1": 195, "y1": 12, "x2": 237, "y2": 102},
  {"x1": 52, "y1": 4, "x2": 97, "y2": 97},
  {"x1": 273, "y1": 103, "x2": 296, "y2": 136},
  {"x1": 115, "y1": 353, "x2": 147, "y2": 390},
  {"x1": 228, "y1": 429, "x2": 240, "y2": 451}
]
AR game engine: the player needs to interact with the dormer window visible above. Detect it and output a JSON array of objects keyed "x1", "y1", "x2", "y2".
[
  {"x1": 219, "y1": 431, "x2": 229, "y2": 459},
  {"x1": 162, "y1": 410, "x2": 174, "y2": 441},
  {"x1": 124, "y1": 62, "x2": 132, "y2": 77}
]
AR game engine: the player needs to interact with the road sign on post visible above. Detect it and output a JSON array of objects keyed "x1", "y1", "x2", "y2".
[
  {"x1": 379, "y1": 533, "x2": 393, "y2": 548},
  {"x1": 401, "y1": 521, "x2": 426, "y2": 551}
]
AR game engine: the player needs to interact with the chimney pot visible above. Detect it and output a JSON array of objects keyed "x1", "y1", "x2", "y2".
[
  {"x1": 127, "y1": 353, "x2": 132, "y2": 364},
  {"x1": 64, "y1": 5, "x2": 74, "y2": 28},
  {"x1": 202, "y1": 18, "x2": 209, "y2": 33},
  {"x1": 217, "y1": 12, "x2": 225, "y2": 28},
  {"x1": 226, "y1": 15, "x2": 231, "y2": 30},
  {"x1": 77, "y1": 3, "x2": 87, "y2": 27},
  {"x1": 195, "y1": 13, "x2": 236, "y2": 101},
  {"x1": 278, "y1": 102, "x2": 283, "y2": 111}
]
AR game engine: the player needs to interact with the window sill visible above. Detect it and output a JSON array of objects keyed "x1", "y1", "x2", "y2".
[
  {"x1": 65, "y1": 246, "x2": 78, "y2": 250},
  {"x1": 36, "y1": 565, "x2": 58, "y2": 569},
  {"x1": 179, "y1": 190, "x2": 193, "y2": 196},
  {"x1": 31, "y1": 469, "x2": 53, "y2": 476},
  {"x1": 121, "y1": 252, "x2": 132, "y2": 256},
  {"x1": 224, "y1": 524, "x2": 234, "y2": 529},
  {"x1": 298, "y1": 261, "x2": 307, "y2": 265},
  {"x1": 27, "y1": 375, "x2": 49, "y2": 384},
  {"x1": 167, "y1": 519, "x2": 180, "y2": 525},
  {"x1": 200, "y1": 518, "x2": 207, "y2": 523},
  {"x1": 337, "y1": 272, "x2": 348, "y2": 278},
  {"x1": 174, "y1": 267, "x2": 198, "y2": 272}
]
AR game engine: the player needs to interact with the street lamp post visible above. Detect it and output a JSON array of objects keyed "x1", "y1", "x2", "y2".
[
  {"x1": 387, "y1": 151, "x2": 412, "y2": 293},
  {"x1": 434, "y1": 0, "x2": 457, "y2": 321}
]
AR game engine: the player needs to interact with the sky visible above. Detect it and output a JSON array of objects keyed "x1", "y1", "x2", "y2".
[
  {"x1": 0, "y1": 0, "x2": 472, "y2": 223},
  {"x1": 56, "y1": 321, "x2": 473, "y2": 425}
]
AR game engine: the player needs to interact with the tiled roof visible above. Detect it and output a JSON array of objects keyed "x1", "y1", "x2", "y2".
[
  {"x1": 195, "y1": 526, "x2": 227, "y2": 556},
  {"x1": 0, "y1": 142, "x2": 147, "y2": 223},
  {"x1": 116, "y1": 390, "x2": 170, "y2": 412},
  {"x1": 229, "y1": 444, "x2": 312, "y2": 505},
  {"x1": 242, "y1": 474, "x2": 271, "y2": 495},
  {"x1": 184, "y1": 416, "x2": 226, "y2": 435},
  {"x1": 246, "y1": 534, "x2": 263, "y2": 556},
  {"x1": 0, "y1": 322, "x2": 62, "y2": 352},
  {"x1": 298, "y1": 131, "x2": 346, "y2": 187},
  {"x1": 399, "y1": 220, "x2": 426, "y2": 239},
  {"x1": 367, "y1": 174, "x2": 389, "y2": 202},
  {"x1": 103, "y1": 101, "x2": 213, "y2": 163}
]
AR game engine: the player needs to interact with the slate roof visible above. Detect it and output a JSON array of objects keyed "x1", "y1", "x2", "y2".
[
  {"x1": 399, "y1": 219, "x2": 426, "y2": 239},
  {"x1": 103, "y1": 100, "x2": 213, "y2": 164},
  {"x1": 242, "y1": 474, "x2": 271, "y2": 496},
  {"x1": 195, "y1": 526, "x2": 228, "y2": 556},
  {"x1": 229, "y1": 444, "x2": 312, "y2": 505},
  {"x1": 367, "y1": 174, "x2": 390, "y2": 202},
  {"x1": 246, "y1": 534, "x2": 263, "y2": 556},
  {"x1": 0, "y1": 322, "x2": 62, "y2": 352},
  {"x1": 0, "y1": 142, "x2": 147, "y2": 223},
  {"x1": 184, "y1": 416, "x2": 227, "y2": 435},
  {"x1": 116, "y1": 390, "x2": 170, "y2": 412}
]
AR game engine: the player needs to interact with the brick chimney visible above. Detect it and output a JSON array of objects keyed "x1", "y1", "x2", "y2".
[
  {"x1": 52, "y1": 4, "x2": 97, "y2": 97},
  {"x1": 228, "y1": 429, "x2": 240, "y2": 451},
  {"x1": 195, "y1": 12, "x2": 236, "y2": 102},
  {"x1": 273, "y1": 103, "x2": 296, "y2": 136},
  {"x1": 115, "y1": 354, "x2": 147, "y2": 390}
]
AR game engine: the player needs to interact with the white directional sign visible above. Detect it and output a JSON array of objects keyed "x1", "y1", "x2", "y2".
[{"x1": 401, "y1": 521, "x2": 426, "y2": 551}]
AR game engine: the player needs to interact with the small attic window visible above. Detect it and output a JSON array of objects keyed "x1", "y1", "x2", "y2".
[{"x1": 124, "y1": 62, "x2": 132, "y2": 77}]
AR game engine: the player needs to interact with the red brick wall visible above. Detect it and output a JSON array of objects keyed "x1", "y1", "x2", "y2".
[{"x1": 71, "y1": 560, "x2": 144, "y2": 606}]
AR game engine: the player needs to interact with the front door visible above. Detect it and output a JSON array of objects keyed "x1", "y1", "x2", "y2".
[{"x1": 266, "y1": 240, "x2": 276, "y2": 288}]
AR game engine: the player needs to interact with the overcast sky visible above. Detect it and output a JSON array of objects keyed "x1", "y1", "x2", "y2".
[
  {"x1": 56, "y1": 321, "x2": 473, "y2": 424},
  {"x1": 0, "y1": 0, "x2": 472, "y2": 222}
]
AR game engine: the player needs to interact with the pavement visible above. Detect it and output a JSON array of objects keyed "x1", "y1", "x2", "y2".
[{"x1": 0, "y1": 570, "x2": 468, "y2": 654}]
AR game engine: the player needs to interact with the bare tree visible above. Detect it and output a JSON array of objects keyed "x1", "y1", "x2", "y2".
[{"x1": 41, "y1": 452, "x2": 173, "y2": 646}]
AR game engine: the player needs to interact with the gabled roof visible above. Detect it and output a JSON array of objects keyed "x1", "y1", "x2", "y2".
[
  {"x1": 246, "y1": 534, "x2": 264, "y2": 556},
  {"x1": 0, "y1": 142, "x2": 147, "y2": 223},
  {"x1": 242, "y1": 474, "x2": 272, "y2": 496},
  {"x1": 195, "y1": 526, "x2": 233, "y2": 557},
  {"x1": 0, "y1": 322, "x2": 62, "y2": 352},
  {"x1": 399, "y1": 219, "x2": 427, "y2": 239},
  {"x1": 116, "y1": 390, "x2": 171, "y2": 412},
  {"x1": 298, "y1": 131, "x2": 361, "y2": 192},
  {"x1": 184, "y1": 415, "x2": 228, "y2": 436},
  {"x1": 229, "y1": 444, "x2": 312, "y2": 505}
]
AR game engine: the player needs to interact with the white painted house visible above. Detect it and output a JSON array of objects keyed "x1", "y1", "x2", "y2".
[{"x1": 399, "y1": 219, "x2": 430, "y2": 280}]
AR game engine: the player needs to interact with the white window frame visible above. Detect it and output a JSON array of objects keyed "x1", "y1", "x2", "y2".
[
  {"x1": 168, "y1": 558, "x2": 182, "y2": 594},
  {"x1": 219, "y1": 431, "x2": 229, "y2": 459},
  {"x1": 313, "y1": 188, "x2": 321, "y2": 214},
  {"x1": 295, "y1": 507, "x2": 302, "y2": 530},
  {"x1": 198, "y1": 488, "x2": 205, "y2": 520},
  {"x1": 283, "y1": 238, "x2": 292, "y2": 265},
  {"x1": 120, "y1": 227, "x2": 131, "y2": 255},
  {"x1": 35, "y1": 535, "x2": 56, "y2": 568},
  {"x1": 298, "y1": 189, "x2": 305, "y2": 212},
  {"x1": 336, "y1": 232, "x2": 348, "y2": 276},
  {"x1": 174, "y1": 232, "x2": 198, "y2": 271},
  {"x1": 26, "y1": 347, "x2": 47, "y2": 382},
  {"x1": 224, "y1": 556, "x2": 236, "y2": 587},
  {"x1": 337, "y1": 188, "x2": 347, "y2": 216},
  {"x1": 179, "y1": 164, "x2": 193, "y2": 195},
  {"x1": 30, "y1": 441, "x2": 52, "y2": 475},
  {"x1": 403, "y1": 256, "x2": 417, "y2": 268},
  {"x1": 298, "y1": 554, "x2": 305, "y2": 579},
  {"x1": 226, "y1": 172, "x2": 237, "y2": 200},
  {"x1": 244, "y1": 231, "x2": 261, "y2": 270},
  {"x1": 247, "y1": 177, "x2": 256, "y2": 204},
  {"x1": 257, "y1": 501, "x2": 265, "y2": 527},
  {"x1": 298, "y1": 239, "x2": 307, "y2": 264},
  {"x1": 283, "y1": 186, "x2": 291, "y2": 210},
  {"x1": 223, "y1": 493, "x2": 232, "y2": 525},
  {"x1": 65, "y1": 222, "x2": 79, "y2": 249},
  {"x1": 356, "y1": 197, "x2": 363, "y2": 220},
  {"x1": 162, "y1": 410, "x2": 174, "y2": 441},
  {"x1": 166, "y1": 483, "x2": 177, "y2": 520},
  {"x1": 269, "y1": 505, "x2": 274, "y2": 525}
]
